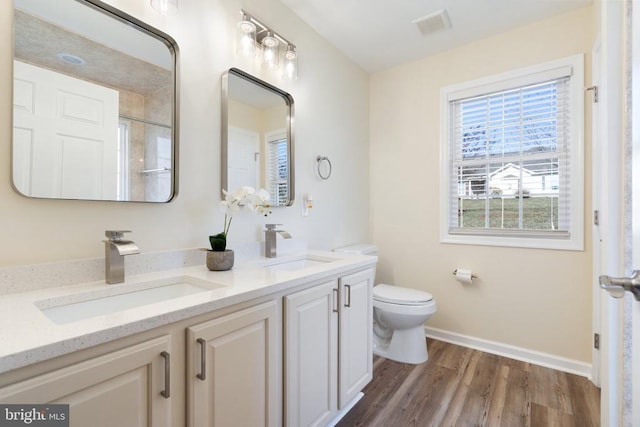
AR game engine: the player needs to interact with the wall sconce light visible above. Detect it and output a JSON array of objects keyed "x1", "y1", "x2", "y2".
[
  {"x1": 237, "y1": 10, "x2": 298, "y2": 80},
  {"x1": 150, "y1": 0, "x2": 178, "y2": 15}
]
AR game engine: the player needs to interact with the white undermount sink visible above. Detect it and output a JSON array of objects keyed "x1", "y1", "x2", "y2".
[{"x1": 37, "y1": 276, "x2": 222, "y2": 325}]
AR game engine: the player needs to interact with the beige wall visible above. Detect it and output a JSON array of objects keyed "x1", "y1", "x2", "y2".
[
  {"x1": 228, "y1": 98, "x2": 262, "y2": 132},
  {"x1": 370, "y1": 6, "x2": 595, "y2": 362},
  {"x1": 0, "y1": 0, "x2": 369, "y2": 267}
]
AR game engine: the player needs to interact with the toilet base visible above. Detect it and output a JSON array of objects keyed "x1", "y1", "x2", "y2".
[{"x1": 373, "y1": 325, "x2": 428, "y2": 364}]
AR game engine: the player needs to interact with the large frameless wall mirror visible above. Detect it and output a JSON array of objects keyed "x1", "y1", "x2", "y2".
[
  {"x1": 12, "y1": 0, "x2": 179, "y2": 202},
  {"x1": 222, "y1": 68, "x2": 295, "y2": 207}
]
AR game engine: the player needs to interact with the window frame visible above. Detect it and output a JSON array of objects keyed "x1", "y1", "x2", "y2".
[{"x1": 439, "y1": 54, "x2": 585, "y2": 251}]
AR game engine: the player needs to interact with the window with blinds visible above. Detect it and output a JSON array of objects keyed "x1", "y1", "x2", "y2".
[
  {"x1": 267, "y1": 137, "x2": 288, "y2": 205},
  {"x1": 440, "y1": 55, "x2": 584, "y2": 250}
]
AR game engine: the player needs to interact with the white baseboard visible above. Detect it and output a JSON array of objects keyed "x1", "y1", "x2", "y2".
[{"x1": 424, "y1": 326, "x2": 592, "y2": 379}]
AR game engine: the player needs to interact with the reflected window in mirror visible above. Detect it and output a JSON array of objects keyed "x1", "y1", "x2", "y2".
[
  {"x1": 222, "y1": 68, "x2": 295, "y2": 207},
  {"x1": 12, "y1": 0, "x2": 179, "y2": 202},
  {"x1": 266, "y1": 130, "x2": 288, "y2": 205}
]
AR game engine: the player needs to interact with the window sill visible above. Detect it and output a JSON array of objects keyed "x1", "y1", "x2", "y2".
[{"x1": 440, "y1": 232, "x2": 584, "y2": 251}]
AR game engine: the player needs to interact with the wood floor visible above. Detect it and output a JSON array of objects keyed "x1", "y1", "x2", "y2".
[{"x1": 338, "y1": 339, "x2": 600, "y2": 427}]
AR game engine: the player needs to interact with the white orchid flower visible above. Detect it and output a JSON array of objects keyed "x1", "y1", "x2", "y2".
[
  {"x1": 213, "y1": 186, "x2": 272, "y2": 250},
  {"x1": 256, "y1": 188, "x2": 270, "y2": 202},
  {"x1": 222, "y1": 187, "x2": 269, "y2": 212}
]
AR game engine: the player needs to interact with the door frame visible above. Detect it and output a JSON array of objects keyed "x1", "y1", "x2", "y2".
[
  {"x1": 591, "y1": 37, "x2": 602, "y2": 389},
  {"x1": 630, "y1": 2, "x2": 640, "y2": 425},
  {"x1": 595, "y1": 0, "x2": 625, "y2": 425}
]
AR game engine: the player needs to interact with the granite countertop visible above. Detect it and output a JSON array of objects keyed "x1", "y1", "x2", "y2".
[{"x1": 0, "y1": 250, "x2": 377, "y2": 374}]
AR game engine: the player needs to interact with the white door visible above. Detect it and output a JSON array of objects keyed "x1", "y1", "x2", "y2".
[
  {"x1": 338, "y1": 269, "x2": 373, "y2": 409},
  {"x1": 284, "y1": 280, "x2": 338, "y2": 427},
  {"x1": 13, "y1": 60, "x2": 119, "y2": 199},
  {"x1": 227, "y1": 126, "x2": 260, "y2": 191},
  {"x1": 597, "y1": 1, "x2": 640, "y2": 425},
  {"x1": 186, "y1": 301, "x2": 280, "y2": 427},
  {"x1": 0, "y1": 336, "x2": 172, "y2": 427}
]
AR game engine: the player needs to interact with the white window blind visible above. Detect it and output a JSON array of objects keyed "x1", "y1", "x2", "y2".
[
  {"x1": 267, "y1": 138, "x2": 288, "y2": 205},
  {"x1": 441, "y1": 55, "x2": 584, "y2": 250}
]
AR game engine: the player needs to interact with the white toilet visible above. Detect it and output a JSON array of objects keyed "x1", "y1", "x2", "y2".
[{"x1": 333, "y1": 244, "x2": 437, "y2": 364}]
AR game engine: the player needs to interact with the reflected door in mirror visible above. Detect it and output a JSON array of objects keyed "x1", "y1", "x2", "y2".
[
  {"x1": 228, "y1": 127, "x2": 260, "y2": 190},
  {"x1": 13, "y1": 61, "x2": 119, "y2": 199}
]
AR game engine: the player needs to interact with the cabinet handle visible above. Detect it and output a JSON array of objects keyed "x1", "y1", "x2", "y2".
[
  {"x1": 196, "y1": 338, "x2": 207, "y2": 380},
  {"x1": 345, "y1": 284, "x2": 352, "y2": 308},
  {"x1": 332, "y1": 288, "x2": 339, "y2": 313},
  {"x1": 160, "y1": 351, "x2": 170, "y2": 399}
]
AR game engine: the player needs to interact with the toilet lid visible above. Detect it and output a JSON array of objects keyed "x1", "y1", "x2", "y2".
[{"x1": 373, "y1": 284, "x2": 433, "y2": 305}]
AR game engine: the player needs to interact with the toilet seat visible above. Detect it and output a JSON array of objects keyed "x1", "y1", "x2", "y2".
[
  {"x1": 373, "y1": 284, "x2": 433, "y2": 306},
  {"x1": 373, "y1": 298, "x2": 437, "y2": 316}
]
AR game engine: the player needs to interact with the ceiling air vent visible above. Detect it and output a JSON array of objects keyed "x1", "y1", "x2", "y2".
[{"x1": 412, "y1": 9, "x2": 451, "y2": 36}]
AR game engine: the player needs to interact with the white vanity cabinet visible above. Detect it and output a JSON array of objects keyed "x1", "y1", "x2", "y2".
[
  {"x1": 0, "y1": 335, "x2": 172, "y2": 427},
  {"x1": 0, "y1": 257, "x2": 376, "y2": 427},
  {"x1": 0, "y1": 300, "x2": 281, "y2": 427},
  {"x1": 285, "y1": 268, "x2": 375, "y2": 427},
  {"x1": 186, "y1": 300, "x2": 281, "y2": 427}
]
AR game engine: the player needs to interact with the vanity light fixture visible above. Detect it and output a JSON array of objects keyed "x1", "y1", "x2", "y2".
[
  {"x1": 237, "y1": 10, "x2": 298, "y2": 80},
  {"x1": 150, "y1": 0, "x2": 178, "y2": 16}
]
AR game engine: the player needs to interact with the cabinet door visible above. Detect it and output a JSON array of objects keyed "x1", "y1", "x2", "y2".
[
  {"x1": 285, "y1": 280, "x2": 339, "y2": 427},
  {"x1": 187, "y1": 300, "x2": 280, "y2": 427},
  {"x1": 339, "y1": 269, "x2": 374, "y2": 408},
  {"x1": 0, "y1": 336, "x2": 172, "y2": 427}
]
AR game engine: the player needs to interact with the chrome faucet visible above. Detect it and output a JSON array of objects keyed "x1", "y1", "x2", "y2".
[
  {"x1": 103, "y1": 230, "x2": 140, "y2": 284},
  {"x1": 264, "y1": 224, "x2": 292, "y2": 258}
]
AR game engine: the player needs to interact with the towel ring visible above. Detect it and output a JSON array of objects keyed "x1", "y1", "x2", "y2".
[{"x1": 316, "y1": 155, "x2": 332, "y2": 180}]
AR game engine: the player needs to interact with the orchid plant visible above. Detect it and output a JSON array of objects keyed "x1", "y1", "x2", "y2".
[{"x1": 209, "y1": 186, "x2": 272, "y2": 251}]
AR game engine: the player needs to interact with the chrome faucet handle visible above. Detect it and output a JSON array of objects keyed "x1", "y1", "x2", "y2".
[
  {"x1": 105, "y1": 230, "x2": 132, "y2": 242},
  {"x1": 265, "y1": 224, "x2": 282, "y2": 231}
]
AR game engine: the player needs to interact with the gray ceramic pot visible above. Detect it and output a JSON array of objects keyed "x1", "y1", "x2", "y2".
[{"x1": 206, "y1": 249, "x2": 234, "y2": 271}]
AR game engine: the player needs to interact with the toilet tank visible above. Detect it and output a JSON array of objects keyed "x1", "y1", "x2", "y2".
[{"x1": 333, "y1": 243, "x2": 378, "y2": 255}]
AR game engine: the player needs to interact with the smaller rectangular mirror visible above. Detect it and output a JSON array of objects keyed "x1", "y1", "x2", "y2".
[{"x1": 222, "y1": 68, "x2": 294, "y2": 206}]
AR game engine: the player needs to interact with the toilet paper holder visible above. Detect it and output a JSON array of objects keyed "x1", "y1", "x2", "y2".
[{"x1": 452, "y1": 269, "x2": 477, "y2": 279}]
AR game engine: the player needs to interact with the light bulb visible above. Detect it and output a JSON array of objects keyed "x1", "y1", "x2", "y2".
[
  {"x1": 282, "y1": 45, "x2": 297, "y2": 80},
  {"x1": 262, "y1": 33, "x2": 279, "y2": 69},
  {"x1": 238, "y1": 21, "x2": 255, "y2": 33},
  {"x1": 236, "y1": 17, "x2": 256, "y2": 57}
]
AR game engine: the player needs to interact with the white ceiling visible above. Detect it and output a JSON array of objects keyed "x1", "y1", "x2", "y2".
[
  {"x1": 279, "y1": 0, "x2": 592, "y2": 72},
  {"x1": 15, "y1": 0, "x2": 171, "y2": 70}
]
